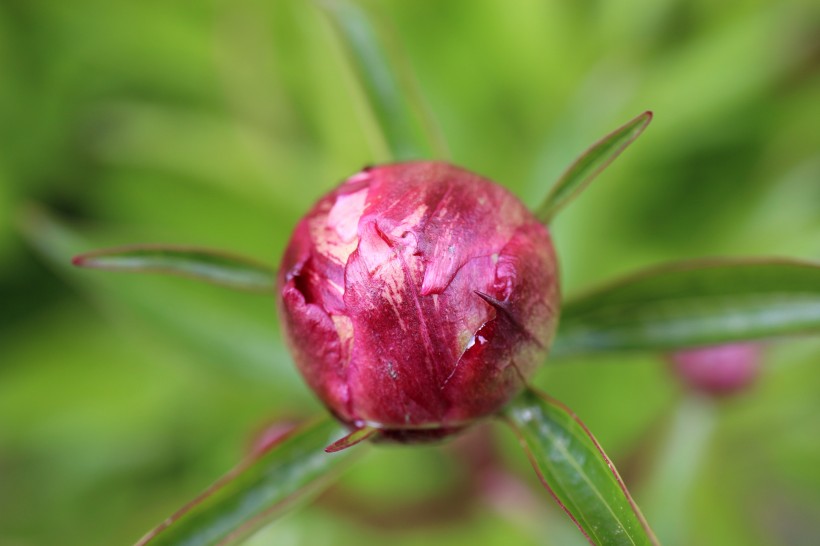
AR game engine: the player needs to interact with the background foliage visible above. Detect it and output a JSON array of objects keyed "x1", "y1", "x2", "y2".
[{"x1": 2, "y1": 0, "x2": 819, "y2": 544}]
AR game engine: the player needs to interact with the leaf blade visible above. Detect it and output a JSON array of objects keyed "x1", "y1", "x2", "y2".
[
  {"x1": 320, "y1": 0, "x2": 449, "y2": 161},
  {"x1": 536, "y1": 111, "x2": 652, "y2": 224},
  {"x1": 20, "y1": 207, "x2": 291, "y2": 382},
  {"x1": 72, "y1": 245, "x2": 276, "y2": 293},
  {"x1": 553, "y1": 258, "x2": 820, "y2": 356},
  {"x1": 504, "y1": 389, "x2": 659, "y2": 546},
  {"x1": 137, "y1": 417, "x2": 359, "y2": 546}
]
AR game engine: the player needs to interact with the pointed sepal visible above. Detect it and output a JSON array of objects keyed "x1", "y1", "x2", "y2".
[{"x1": 325, "y1": 425, "x2": 378, "y2": 453}]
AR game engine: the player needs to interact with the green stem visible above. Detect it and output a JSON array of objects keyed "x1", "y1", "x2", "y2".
[
  {"x1": 320, "y1": 0, "x2": 449, "y2": 161},
  {"x1": 639, "y1": 396, "x2": 716, "y2": 546}
]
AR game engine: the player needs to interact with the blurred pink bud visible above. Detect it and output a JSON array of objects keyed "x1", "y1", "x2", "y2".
[
  {"x1": 669, "y1": 343, "x2": 761, "y2": 396},
  {"x1": 277, "y1": 162, "x2": 559, "y2": 440},
  {"x1": 246, "y1": 419, "x2": 301, "y2": 456}
]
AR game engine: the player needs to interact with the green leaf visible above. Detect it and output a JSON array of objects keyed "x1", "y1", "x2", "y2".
[
  {"x1": 320, "y1": 0, "x2": 449, "y2": 161},
  {"x1": 504, "y1": 389, "x2": 659, "y2": 546},
  {"x1": 72, "y1": 245, "x2": 276, "y2": 293},
  {"x1": 553, "y1": 258, "x2": 820, "y2": 356},
  {"x1": 536, "y1": 111, "x2": 652, "y2": 224},
  {"x1": 137, "y1": 417, "x2": 360, "y2": 546},
  {"x1": 19, "y1": 207, "x2": 292, "y2": 383}
]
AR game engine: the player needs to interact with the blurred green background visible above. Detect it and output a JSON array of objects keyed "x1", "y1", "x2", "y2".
[{"x1": 2, "y1": 0, "x2": 819, "y2": 544}]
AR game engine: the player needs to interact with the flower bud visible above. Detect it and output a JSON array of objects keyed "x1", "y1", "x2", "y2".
[
  {"x1": 277, "y1": 162, "x2": 559, "y2": 440},
  {"x1": 669, "y1": 343, "x2": 761, "y2": 397}
]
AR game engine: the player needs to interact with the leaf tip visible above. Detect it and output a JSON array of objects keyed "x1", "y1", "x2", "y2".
[
  {"x1": 628, "y1": 110, "x2": 653, "y2": 136},
  {"x1": 72, "y1": 251, "x2": 104, "y2": 269}
]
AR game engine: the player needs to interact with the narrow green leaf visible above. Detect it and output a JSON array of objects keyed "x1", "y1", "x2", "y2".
[
  {"x1": 536, "y1": 111, "x2": 652, "y2": 224},
  {"x1": 137, "y1": 417, "x2": 360, "y2": 546},
  {"x1": 72, "y1": 245, "x2": 276, "y2": 293},
  {"x1": 553, "y1": 258, "x2": 820, "y2": 356},
  {"x1": 320, "y1": 0, "x2": 449, "y2": 161},
  {"x1": 19, "y1": 207, "x2": 292, "y2": 383},
  {"x1": 504, "y1": 389, "x2": 659, "y2": 546}
]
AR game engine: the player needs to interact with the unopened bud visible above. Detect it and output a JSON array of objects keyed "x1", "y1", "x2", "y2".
[
  {"x1": 669, "y1": 343, "x2": 761, "y2": 397},
  {"x1": 277, "y1": 162, "x2": 560, "y2": 440}
]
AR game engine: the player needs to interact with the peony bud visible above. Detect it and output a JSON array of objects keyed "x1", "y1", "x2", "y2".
[
  {"x1": 669, "y1": 343, "x2": 761, "y2": 397},
  {"x1": 277, "y1": 162, "x2": 559, "y2": 441}
]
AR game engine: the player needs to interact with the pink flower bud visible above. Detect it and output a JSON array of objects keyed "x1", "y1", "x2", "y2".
[
  {"x1": 277, "y1": 162, "x2": 559, "y2": 440},
  {"x1": 669, "y1": 343, "x2": 761, "y2": 397}
]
